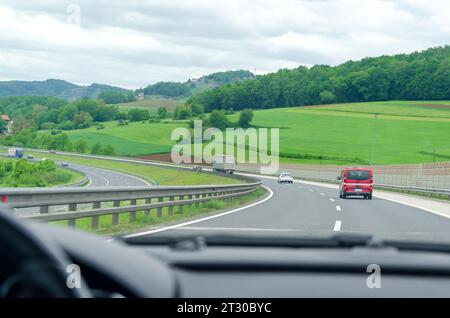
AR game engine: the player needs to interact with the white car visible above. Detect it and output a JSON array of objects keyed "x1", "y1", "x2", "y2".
[{"x1": 278, "y1": 173, "x2": 294, "y2": 184}]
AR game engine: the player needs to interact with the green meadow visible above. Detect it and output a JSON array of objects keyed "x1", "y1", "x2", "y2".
[{"x1": 57, "y1": 101, "x2": 450, "y2": 165}]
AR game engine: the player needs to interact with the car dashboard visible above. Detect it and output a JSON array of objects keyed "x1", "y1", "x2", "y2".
[{"x1": 25, "y1": 225, "x2": 450, "y2": 298}]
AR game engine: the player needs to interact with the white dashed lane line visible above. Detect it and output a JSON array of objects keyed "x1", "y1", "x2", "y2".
[
  {"x1": 336, "y1": 205, "x2": 342, "y2": 211},
  {"x1": 330, "y1": 198, "x2": 335, "y2": 202},
  {"x1": 320, "y1": 193, "x2": 325, "y2": 196}
]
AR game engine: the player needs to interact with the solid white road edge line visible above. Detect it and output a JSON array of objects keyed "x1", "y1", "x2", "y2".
[
  {"x1": 373, "y1": 194, "x2": 450, "y2": 220},
  {"x1": 122, "y1": 185, "x2": 274, "y2": 239},
  {"x1": 333, "y1": 220, "x2": 342, "y2": 232}
]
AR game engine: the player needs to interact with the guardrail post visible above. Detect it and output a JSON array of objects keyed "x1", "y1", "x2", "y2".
[
  {"x1": 112, "y1": 200, "x2": 120, "y2": 225},
  {"x1": 91, "y1": 202, "x2": 100, "y2": 229},
  {"x1": 144, "y1": 198, "x2": 151, "y2": 216},
  {"x1": 178, "y1": 195, "x2": 184, "y2": 213},
  {"x1": 194, "y1": 194, "x2": 200, "y2": 208},
  {"x1": 40, "y1": 205, "x2": 49, "y2": 214},
  {"x1": 130, "y1": 199, "x2": 137, "y2": 222},
  {"x1": 157, "y1": 197, "x2": 163, "y2": 217},
  {"x1": 188, "y1": 195, "x2": 193, "y2": 208},
  {"x1": 67, "y1": 203, "x2": 77, "y2": 227},
  {"x1": 168, "y1": 196, "x2": 174, "y2": 215}
]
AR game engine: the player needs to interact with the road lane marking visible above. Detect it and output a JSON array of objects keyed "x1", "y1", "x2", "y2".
[
  {"x1": 320, "y1": 193, "x2": 325, "y2": 196},
  {"x1": 336, "y1": 206, "x2": 341, "y2": 211},
  {"x1": 309, "y1": 189, "x2": 314, "y2": 192},
  {"x1": 333, "y1": 220, "x2": 342, "y2": 232},
  {"x1": 123, "y1": 185, "x2": 274, "y2": 239},
  {"x1": 330, "y1": 198, "x2": 335, "y2": 202}
]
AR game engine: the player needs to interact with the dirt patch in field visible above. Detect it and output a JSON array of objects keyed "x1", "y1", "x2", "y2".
[
  {"x1": 416, "y1": 104, "x2": 450, "y2": 109},
  {"x1": 134, "y1": 152, "x2": 211, "y2": 165}
]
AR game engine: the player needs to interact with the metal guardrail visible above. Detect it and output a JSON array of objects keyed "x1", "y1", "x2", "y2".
[{"x1": 1, "y1": 180, "x2": 262, "y2": 228}]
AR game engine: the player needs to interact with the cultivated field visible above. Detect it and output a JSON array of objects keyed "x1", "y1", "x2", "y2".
[
  {"x1": 113, "y1": 98, "x2": 185, "y2": 112},
  {"x1": 60, "y1": 101, "x2": 450, "y2": 165}
]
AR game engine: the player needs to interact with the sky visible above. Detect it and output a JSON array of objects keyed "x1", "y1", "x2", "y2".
[{"x1": 0, "y1": 0, "x2": 449, "y2": 89}]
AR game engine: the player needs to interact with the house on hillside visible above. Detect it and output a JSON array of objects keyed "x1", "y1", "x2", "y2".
[
  {"x1": 137, "y1": 92, "x2": 145, "y2": 101},
  {"x1": 1, "y1": 114, "x2": 13, "y2": 135}
]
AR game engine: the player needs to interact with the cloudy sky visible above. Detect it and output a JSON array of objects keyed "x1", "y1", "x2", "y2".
[{"x1": 0, "y1": 0, "x2": 449, "y2": 89}]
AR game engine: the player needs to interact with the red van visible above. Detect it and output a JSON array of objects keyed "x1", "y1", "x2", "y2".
[{"x1": 338, "y1": 167, "x2": 373, "y2": 200}]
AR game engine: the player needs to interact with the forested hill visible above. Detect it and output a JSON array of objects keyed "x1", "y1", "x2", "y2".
[
  {"x1": 0, "y1": 79, "x2": 130, "y2": 101},
  {"x1": 140, "y1": 70, "x2": 255, "y2": 98},
  {"x1": 187, "y1": 46, "x2": 450, "y2": 111}
]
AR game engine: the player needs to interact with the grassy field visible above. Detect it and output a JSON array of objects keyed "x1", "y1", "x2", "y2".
[
  {"x1": 27, "y1": 151, "x2": 243, "y2": 186},
  {"x1": 113, "y1": 98, "x2": 185, "y2": 112},
  {"x1": 228, "y1": 100, "x2": 450, "y2": 165},
  {"x1": 52, "y1": 187, "x2": 266, "y2": 236},
  {"x1": 60, "y1": 121, "x2": 180, "y2": 156},
  {"x1": 46, "y1": 100, "x2": 450, "y2": 165}
]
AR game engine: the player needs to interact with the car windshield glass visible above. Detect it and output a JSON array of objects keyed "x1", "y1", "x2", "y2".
[
  {"x1": 346, "y1": 170, "x2": 370, "y2": 180},
  {"x1": 1, "y1": 0, "x2": 450, "y2": 282}
]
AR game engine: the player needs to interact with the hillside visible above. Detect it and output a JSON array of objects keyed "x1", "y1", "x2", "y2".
[
  {"x1": 42, "y1": 100, "x2": 450, "y2": 165},
  {"x1": 140, "y1": 70, "x2": 255, "y2": 98},
  {"x1": 0, "y1": 79, "x2": 130, "y2": 101},
  {"x1": 189, "y1": 46, "x2": 450, "y2": 111}
]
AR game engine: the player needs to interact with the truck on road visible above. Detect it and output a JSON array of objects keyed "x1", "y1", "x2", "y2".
[
  {"x1": 213, "y1": 155, "x2": 235, "y2": 174},
  {"x1": 8, "y1": 148, "x2": 24, "y2": 159}
]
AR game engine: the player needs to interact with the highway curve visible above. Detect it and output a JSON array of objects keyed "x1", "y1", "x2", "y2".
[
  {"x1": 67, "y1": 163, "x2": 151, "y2": 187},
  {"x1": 132, "y1": 177, "x2": 450, "y2": 243}
]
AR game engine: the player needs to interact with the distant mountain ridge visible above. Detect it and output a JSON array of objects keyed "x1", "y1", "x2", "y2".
[
  {"x1": 139, "y1": 70, "x2": 256, "y2": 98},
  {"x1": 0, "y1": 79, "x2": 129, "y2": 101}
]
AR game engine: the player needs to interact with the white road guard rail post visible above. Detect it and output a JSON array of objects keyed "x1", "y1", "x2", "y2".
[{"x1": 0, "y1": 179, "x2": 261, "y2": 229}]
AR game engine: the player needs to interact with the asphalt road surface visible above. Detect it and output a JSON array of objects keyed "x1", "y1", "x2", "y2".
[
  {"x1": 68, "y1": 163, "x2": 150, "y2": 187},
  {"x1": 134, "y1": 177, "x2": 450, "y2": 243}
]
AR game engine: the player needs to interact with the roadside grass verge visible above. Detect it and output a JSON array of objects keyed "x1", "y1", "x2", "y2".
[
  {"x1": 0, "y1": 157, "x2": 84, "y2": 187},
  {"x1": 51, "y1": 187, "x2": 267, "y2": 236},
  {"x1": 27, "y1": 151, "x2": 242, "y2": 186}
]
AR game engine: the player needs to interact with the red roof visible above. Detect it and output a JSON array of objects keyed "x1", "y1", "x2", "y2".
[{"x1": 1, "y1": 115, "x2": 10, "y2": 121}]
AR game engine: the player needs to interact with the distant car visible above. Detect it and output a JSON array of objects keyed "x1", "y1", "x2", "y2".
[
  {"x1": 49, "y1": 150, "x2": 57, "y2": 154},
  {"x1": 278, "y1": 173, "x2": 294, "y2": 184},
  {"x1": 26, "y1": 155, "x2": 34, "y2": 160},
  {"x1": 60, "y1": 161, "x2": 69, "y2": 167}
]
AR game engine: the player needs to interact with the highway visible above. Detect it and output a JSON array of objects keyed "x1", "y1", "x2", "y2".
[
  {"x1": 68, "y1": 163, "x2": 151, "y2": 187},
  {"x1": 5, "y1": 148, "x2": 450, "y2": 243},
  {"x1": 130, "y1": 177, "x2": 450, "y2": 243}
]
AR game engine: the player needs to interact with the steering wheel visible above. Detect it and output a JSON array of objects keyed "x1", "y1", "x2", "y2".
[{"x1": 0, "y1": 206, "x2": 91, "y2": 298}]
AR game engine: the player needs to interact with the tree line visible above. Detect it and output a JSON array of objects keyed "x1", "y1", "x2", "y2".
[{"x1": 187, "y1": 46, "x2": 450, "y2": 111}]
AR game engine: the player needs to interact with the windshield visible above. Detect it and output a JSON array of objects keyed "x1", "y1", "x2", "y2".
[
  {"x1": 346, "y1": 170, "x2": 370, "y2": 180},
  {"x1": 0, "y1": 0, "x2": 449, "y2": 299}
]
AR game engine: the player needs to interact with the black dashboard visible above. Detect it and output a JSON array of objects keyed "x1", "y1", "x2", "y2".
[{"x1": 26, "y1": 224, "x2": 450, "y2": 298}]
